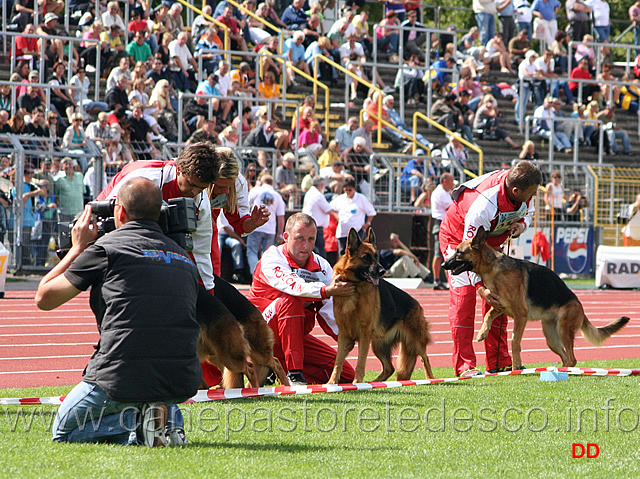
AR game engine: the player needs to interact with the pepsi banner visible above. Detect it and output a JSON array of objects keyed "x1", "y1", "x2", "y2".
[
  {"x1": 509, "y1": 226, "x2": 594, "y2": 275},
  {"x1": 553, "y1": 226, "x2": 594, "y2": 275}
]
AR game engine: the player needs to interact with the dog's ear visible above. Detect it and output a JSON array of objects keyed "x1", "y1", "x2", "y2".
[
  {"x1": 471, "y1": 226, "x2": 488, "y2": 249},
  {"x1": 346, "y1": 228, "x2": 362, "y2": 255},
  {"x1": 365, "y1": 227, "x2": 376, "y2": 245}
]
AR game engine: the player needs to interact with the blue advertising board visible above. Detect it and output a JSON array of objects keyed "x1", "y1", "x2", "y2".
[{"x1": 552, "y1": 226, "x2": 594, "y2": 275}]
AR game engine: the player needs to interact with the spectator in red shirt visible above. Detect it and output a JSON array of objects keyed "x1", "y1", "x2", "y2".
[
  {"x1": 217, "y1": 5, "x2": 249, "y2": 56},
  {"x1": 14, "y1": 24, "x2": 39, "y2": 60},
  {"x1": 569, "y1": 56, "x2": 600, "y2": 102}
]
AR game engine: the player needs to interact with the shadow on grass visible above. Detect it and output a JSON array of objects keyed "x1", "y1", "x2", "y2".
[{"x1": 186, "y1": 441, "x2": 402, "y2": 453}]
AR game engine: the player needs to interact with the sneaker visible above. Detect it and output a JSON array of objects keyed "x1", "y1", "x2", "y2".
[
  {"x1": 287, "y1": 370, "x2": 308, "y2": 386},
  {"x1": 139, "y1": 402, "x2": 169, "y2": 447},
  {"x1": 458, "y1": 368, "x2": 482, "y2": 378},
  {"x1": 263, "y1": 368, "x2": 276, "y2": 386},
  {"x1": 165, "y1": 427, "x2": 188, "y2": 447},
  {"x1": 486, "y1": 365, "x2": 525, "y2": 374},
  {"x1": 382, "y1": 85, "x2": 395, "y2": 94},
  {"x1": 433, "y1": 280, "x2": 448, "y2": 290},
  {"x1": 85, "y1": 64, "x2": 96, "y2": 73}
]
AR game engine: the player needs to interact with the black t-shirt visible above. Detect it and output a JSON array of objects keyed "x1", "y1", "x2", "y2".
[
  {"x1": 129, "y1": 116, "x2": 151, "y2": 145},
  {"x1": 17, "y1": 93, "x2": 42, "y2": 113},
  {"x1": 65, "y1": 243, "x2": 109, "y2": 326},
  {"x1": 25, "y1": 123, "x2": 49, "y2": 137},
  {"x1": 183, "y1": 99, "x2": 209, "y2": 123}
]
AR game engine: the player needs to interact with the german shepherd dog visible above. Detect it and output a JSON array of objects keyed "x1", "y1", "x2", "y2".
[
  {"x1": 328, "y1": 228, "x2": 434, "y2": 384},
  {"x1": 442, "y1": 226, "x2": 630, "y2": 368},
  {"x1": 195, "y1": 276, "x2": 289, "y2": 388}
]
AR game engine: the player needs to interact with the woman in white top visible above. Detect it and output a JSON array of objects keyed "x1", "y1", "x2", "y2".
[
  {"x1": 70, "y1": 67, "x2": 109, "y2": 115},
  {"x1": 329, "y1": 177, "x2": 376, "y2": 255},
  {"x1": 544, "y1": 170, "x2": 566, "y2": 221}
]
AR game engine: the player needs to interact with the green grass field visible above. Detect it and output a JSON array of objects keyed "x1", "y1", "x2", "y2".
[{"x1": 1, "y1": 359, "x2": 639, "y2": 479}]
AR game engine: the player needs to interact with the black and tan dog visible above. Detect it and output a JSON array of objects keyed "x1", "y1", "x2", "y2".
[
  {"x1": 442, "y1": 226, "x2": 629, "y2": 368},
  {"x1": 328, "y1": 228, "x2": 434, "y2": 384},
  {"x1": 196, "y1": 277, "x2": 289, "y2": 388}
]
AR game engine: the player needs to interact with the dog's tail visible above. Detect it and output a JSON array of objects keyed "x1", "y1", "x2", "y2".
[{"x1": 581, "y1": 316, "x2": 630, "y2": 346}]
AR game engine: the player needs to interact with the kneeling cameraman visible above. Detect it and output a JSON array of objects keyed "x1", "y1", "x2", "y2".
[{"x1": 36, "y1": 177, "x2": 201, "y2": 447}]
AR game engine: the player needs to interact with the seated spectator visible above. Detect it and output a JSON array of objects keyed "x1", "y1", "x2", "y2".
[
  {"x1": 214, "y1": 61, "x2": 234, "y2": 123},
  {"x1": 230, "y1": 62, "x2": 257, "y2": 96},
  {"x1": 18, "y1": 85, "x2": 43, "y2": 116},
  {"x1": 0, "y1": 111, "x2": 11, "y2": 133},
  {"x1": 126, "y1": 29, "x2": 153, "y2": 64},
  {"x1": 319, "y1": 160, "x2": 352, "y2": 195},
  {"x1": 569, "y1": 56, "x2": 600, "y2": 103},
  {"x1": 427, "y1": 55, "x2": 456, "y2": 96},
  {"x1": 442, "y1": 135, "x2": 470, "y2": 170},
  {"x1": 302, "y1": 14, "x2": 322, "y2": 48},
  {"x1": 232, "y1": 106, "x2": 254, "y2": 137},
  {"x1": 63, "y1": 113, "x2": 88, "y2": 162},
  {"x1": 128, "y1": 104, "x2": 157, "y2": 160},
  {"x1": 485, "y1": 32, "x2": 514, "y2": 73},
  {"x1": 25, "y1": 107, "x2": 49, "y2": 138},
  {"x1": 573, "y1": 34, "x2": 595, "y2": 70},
  {"x1": 248, "y1": 3, "x2": 272, "y2": 45},
  {"x1": 376, "y1": 10, "x2": 400, "y2": 59},
  {"x1": 100, "y1": 24, "x2": 126, "y2": 70},
  {"x1": 334, "y1": 116, "x2": 359, "y2": 152},
  {"x1": 430, "y1": 93, "x2": 465, "y2": 139},
  {"x1": 188, "y1": 118, "x2": 219, "y2": 144},
  {"x1": 166, "y1": 3, "x2": 186, "y2": 36},
  {"x1": 37, "y1": 13, "x2": 65, "y2": 67},
  {"x1": 102, "y1": 1, "x2": 126, "y2": 31},
  {"x1": 400, "y1": 154, "x2": 426, "y2": 202},
  {"x1": 284, "y1": 31, "x2": 311, "y2": 86},
  {"x1": 596, "y1": 103, "x2": 633, "y2": 155},
  {"x1": 508, "y1": 29, "x2": 530, "y2": 66},
  {"x1": 394, "y1": 54, "x2": 425, "y2": 105},
  {"x1": 474, "y1": 95, "x2": 520, "y2": 148},
  {"x1": 565, "y1": 189, "x2": 588, "y2": 221},
  {"x1": 49, "y1": 62, "x2": 77, "y2": 124},
  {"x1": 618, "y1": 73, "x2": 640, "y2": 113},
  {"x1": 282, "y1": 0, "x2": 309, "y2": 30},
  {"x1": 105, "y1": 74, "x2": 130, "y2": 112},
  {"x1": 195, "y1": 28, "x2": 223, "y2": 76},
  {"x1": 106, "y1": 56, "x2": 132, "y2": 92},
  {"x1": 258, "y1": 71, "x2": 281, "y2": 101},
  {"x1": 217, "y1": 5, "x2": 249, "y2": 56},
  {"x1": 305, "y1": 36, "x2": 337, "y2": 84},
  {"x1": 384, "y1": 95, "x2": 432, "y2": 149},
  {"x1": 519, "y1": 140, "x2": 540, "y2": 160},
  {"x1": 341, "y1": 136, "x2": 371, "y2": 191},
  {"x1": 147, "y1": 54, "x2": 172, "y2": 86},
  {"x1": 365, "y1": 91, "x2": 406, "y2": 149},
  {"x1": 15, "y1": 24, "x2": 39, "y2": 62},
  {"x1": 9, "y1": 111, "x2": 27, "y2": 134},
  {"x1": 598, "y1": 63, "x2": 621, "y2": 106},
  {"x1": 401, "y1": 9, "x2": 426, "y2": 61},
  {"x1": 10, "y1": 0, "x2": 36, "y2": 32},
  {"x1": 218, "y1": 211, "x2": 248, "y2": 283},
  {"x1": 515, "y1": 49, "x2": 543, "y2": 126},
  {"x1": 275, "y1": 152, "x2": 299, "y2": 206},
  {"x1": 1, "y1": 84, "x2": 13, "y2": 114},
  {"x1": 70, "y1": 67, "x2": 109, "y2": 116},
  {"x1": 258, "y1": 36, "x2": 283, "y2": 82},
  {"x1": 244, "y1": 118, "x2": 280, "y2": 169},
  {"x1": 148, "y1": 79, "x2": 178, "y2": 142},
  {"x1": 86, "y1": 112, "x2": 122, "y2": 168},
  {"x1": 169, "y1": 32, "x2": 199, "y2": 92},
  {"x1": 551, "y1": 30, "x2": 568, "y2": 73},
  {"x1": 261, "y1": 0, "x2": 288, "y2": 34},
  {"x1": 299, "y1": 120, "x2": 324, "y2": 157},
  {"x1": 318, "y1": 139, "x2": 340, "y2": 168},
  {"x1": 183, "y1": 93, "x2": 210, "y2": 137},
  {"x1": 532, "y1": 96, "x2": 573, "y2": 153},
  {"x1": 218, "y1": 125, "x2": 238, "y2": 147},
  {"x1": 380, "y1": 232, "x2": 432, "y2": 282}
]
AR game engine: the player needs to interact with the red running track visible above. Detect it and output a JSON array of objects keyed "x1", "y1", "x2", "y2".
[{"x1": 1, "y1": 289, "x2": 639, "y2": 389}]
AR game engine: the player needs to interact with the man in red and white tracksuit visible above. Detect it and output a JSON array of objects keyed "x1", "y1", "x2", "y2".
[
  {"x1": 439, "y1": 161, "x2": 542, "y2": 377},
  {"x1": 97, "y1": 143, "x2": 222, "y2": 292},
  {"x1": 248, "y1": 212, "x2": 356, "y2": 385}
]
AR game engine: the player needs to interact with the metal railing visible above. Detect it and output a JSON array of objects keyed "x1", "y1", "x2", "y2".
[
  {"x1": 196, "y1": 48, "x2": 288, "y2": 118},
  {"x1": 176, "y1": 92, "x2": 301, "y2": 147},
  {"x1": 174, "y1": 0, "x2": 230, "y2": 58},
  {"x1": 568, "y1": 40, "x2": 638, "y2": 78},
  {"x1": 371, "y1": 24, "x2": 458, "y2": 119},
  {"x1": 1, "y1": 80, "x2": 87, "y2": 117},
  {"x1": 313, "y1": 55, "x2": 381, "y2": 145},
  {"x1": 412, "y1": 111, "x2": 484, "y2": 175},
  {"x1": 5, "y1": 31, "x2": 101, "y2": 95},
  {"x1": 358, "y1": 108, "x2": 431, "y2": 155},
  {"x1": 524, "y1": 115, "x2": 604, "y2": 166}
]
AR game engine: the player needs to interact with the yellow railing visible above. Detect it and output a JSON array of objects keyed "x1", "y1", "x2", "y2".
[
  {"x1": 314, "y1": 55, "x2": 384, "y2": 146},
  {"x1": 412, "y1": 111, "x2": 484, "y2": 176},
  {"x1": 358, "y1": 109, "x2": 431, "y2": 155},
  {"x1": 175, "y1": 0, "x2": 230, "y2": 59},
  {"x1": 269, "y1": 54, "x2": 330, "y2": 139}
]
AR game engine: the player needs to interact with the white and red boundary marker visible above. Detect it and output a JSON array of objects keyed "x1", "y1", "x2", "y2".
[{"x1": 1, "y1": 366, "x2": 639, "y2": 406}]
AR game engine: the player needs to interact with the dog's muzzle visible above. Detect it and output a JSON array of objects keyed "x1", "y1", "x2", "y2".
[{"x1": 442, "y1": 257, "x2": 474, "y2": 276}]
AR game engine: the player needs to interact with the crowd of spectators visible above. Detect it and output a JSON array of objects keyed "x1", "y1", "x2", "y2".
[{"x1": 1, "y1": 0, "x2": 639, "y2": 272}]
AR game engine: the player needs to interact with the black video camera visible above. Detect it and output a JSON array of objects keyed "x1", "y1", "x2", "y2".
[{"x1": 57, "y1": 197, "x2": 197, "y2": 258}]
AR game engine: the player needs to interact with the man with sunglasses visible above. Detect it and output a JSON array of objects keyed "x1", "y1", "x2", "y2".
[{"x1": 97, "y1": 142, "x2": 222, "y2": 292}]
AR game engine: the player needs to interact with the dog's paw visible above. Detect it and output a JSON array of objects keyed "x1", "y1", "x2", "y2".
[{"x1": 476, "y1": 330, "x2": 489, "y2": 342}]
